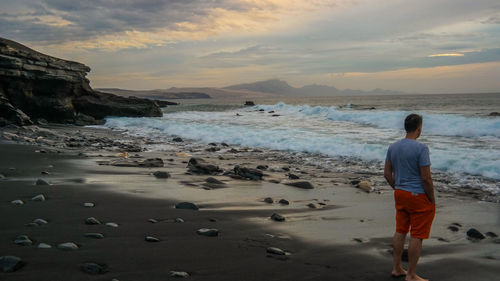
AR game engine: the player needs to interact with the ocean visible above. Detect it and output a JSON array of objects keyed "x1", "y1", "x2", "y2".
[{"x1": 101, "y1": 93, "x2": 500, "y2": 199}]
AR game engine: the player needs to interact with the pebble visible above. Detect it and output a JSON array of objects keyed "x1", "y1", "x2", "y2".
[
  {"x1": 148, "y1": 219, "x2": 159, "y2": 223},
  {"x1": 14, "y1": 235, "x2": 32, "y2": 246},
  {"x1": 271, "y1": 213, "x2": 286, "y2": 222},
  {"x1": 57, "y1": 242, "x2": 79, "y2": 251},
  {"x1": 81, "y1": 262, "x2": 107, "y2": 274},
  {"x1": 263, "y1": 197, "x2": 274, "y2": 204},
  {"x1": 105, "y1": 222, "x2": 119, "y2": 227},
  {"x1": 170, "y1": 271, "x2": 190, "y2": 278},
  {"x1": 175, "y1": 218, "x2": 185, "y2": 223},
  {"x1": 196, "y1": 228, "x2": 219, "y2": 237},
  {"x1": 37, "y1": 243, "x2": 52, "y2": 249},
  {"x1": 278, "y1": 199, "x2": 290, "y2": 205},
  {"x1": 285, "y1": 181, "x2": 315, "y2": 189},
  {"x1": 145, "y1": 236, "x2": 160, "y2": 242},
  {"x1": 35, "y1": 178, "x2": 50, "y2": 185},
  {"x1": 153, "y1": 171, "x2": 170, "y2": 178},
  {"x1": 175, "y1": 202, "x2": 199, "y2": 210},
  {"x1": 467, "y1": 228, "x2": 485, "y2": 240},
  {"x1": 11, "y1": 200, "x2": 24, "y2": 205},
  {"x1": 83, "y1": 202, "x2": 95, "y2": 208},
  {"x1": 266, "y1": 247, "x2": 286, "y2": 255},
  {"x1": 85, "y1": 217, "x2": 101, "y2": 225},
  {"x1": 84, "y1": 233, "x2": 104, "y2": 239},
  {"x1": 31, "y1": 194, "x2": 45, "y2": 201},
  {"x1": 0, "y1": 256, "x2": 24, "y2": 273}
]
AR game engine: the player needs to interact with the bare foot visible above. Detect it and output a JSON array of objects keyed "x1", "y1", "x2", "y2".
[
  {"x1": 391, "y1": 267, "x2": 407, "y2": 277},
  {"x1": 405, "y1": 274, "x2": 428, "y2": 281}
]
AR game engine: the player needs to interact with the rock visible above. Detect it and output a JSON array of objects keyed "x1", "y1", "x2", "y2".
[
  {"x1": 350, "y1": 180, "x2": 360, "y2": 185},
  {"x1": 172, "y1": 137, "x2": 183, "y2": 142},
  {"x1": 0, "y1": 173, "x2": 5, "y2": 180},
  {"x1": 285, "y1": 181, "x2": 315, "y2": 189},
  {"x1": 81, "y1": 262, "x2": 107, "y2": 274},
  {"x1": 37, "y1": 243, "x2": 52, "y2": 249},
  {"x1": 31, "y1": 194, "x2": 45, "y2": 201},
  {"x1": 84, "y1": 233, "x2": 104, "y2": 239},
  {"x1": 234, "y1": 165, "x2": 263, "y2": 180},
  {"x1": 489, "y1": 112, "x2": 500, "y2": 116},
  {"x1": 278, "y1": 199, "x2": 290, "y2": 205},
  {"x1": 271, "y1": 213, "x2": 285, "y2": 222},
  {"x1": 33, "y1": 219, "x2": 48, "y2": 226},
  {"x1": 448, "y1": 225, "x2": 459, "y2": 232},
  {"x1": 258, "y1": 109, "x2": 265, "y2": 112},
  {"x1": 35, "y1": 178, "x2": 50, "y2": 185},
  {"x1": 11, "y1": 199, "x2": 24, "y2": 205},
  {"x1": 83, "y1": 202, "x2": 95, "y2": 208},
  {"x1": 205, "y1": 147, "x2": 220, "y2": 152},
  {"x1": 0, "y1": 256, "x2": 24, "y2": 273},
  {"x1": 288, "y1": 173, "x2": 300, "y2": 179},
  {"x1": 485, "y1": 232, "x2": 498, "y2": 238},
  {"x1": 170, "y1": 271, "x2": 190, "y2": 278},
  {"x1": 256, "y1": 165, "x2": 268, "y2": 170},
  {"x1": 148, "y1": 219, "x2": 159, "y2": 223},
  {"x1": 244, "y1": 101, "x2": 255, "y2": 106},
  {"x1": 196, "y1": 228, "x2": 219, "y2": 237},
  {"x1": 209, "y1": 218, "x2": 218, "y2": 222},
  {"x1": 139, "y1": 158, "x2": 164, "y2": 167},
  {"x1": 105, "y1": 222, "x2": 119, "y2": 227},
  {"x1": 57, "y1": 242, "x2": 79, "y2": 251},
  {"x1": 205, "y1": 177, "x2": 224, "y2": 184},
  {"x1": 85, "y1": 217, "x2": 101, "y2": 225},
  {"x1": 357, "y1": 181, "x2": 373, "y2": 192},
  {"x1": 266, "y1": 247, "x2": 286, "y2": 255},
  {"x1": 307, "y1": 203, "x2": 319, "y2": 209},
  {"x1": 221, "y1": 142, "x2": 229, "y2": 147},
  {"x1": 145, "y1": 236, "x2": 160, "y2": 242},
  {"x1": 14, "y1": 235, "x2": 32, "y2": 246},
  {"x1": 264, "y1": 197, "x2": 274, "y2": 204},
  {"x1": 187, "y1": 158, "x2": 221, "y2": 175},
  {"x1": 271, "y1": 114, "x2": 280, "y2": 117},
  {"x1": 175, "y1": 202, "x2": 199, "y2": 210},
  {"x1": 467, "y1": 228, "x2": 485, "y2": 240},
  {"x1": 175, "y1": 218, "x2": 185, "y2": 223},
  {"x1": 153, "y1": 171, "x2": 170, "y2": 178},
  {"x1": 41, "y1": 171, "x2": 50, "y2": 175}
]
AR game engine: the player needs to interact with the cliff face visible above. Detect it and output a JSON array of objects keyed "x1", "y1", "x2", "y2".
[{"x1": 0, "y1": 37, "x2": 162, "y2": 126}]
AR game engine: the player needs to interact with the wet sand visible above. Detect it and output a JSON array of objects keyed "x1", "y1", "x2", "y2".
[{"x1": 1, "y1": 127, "x2": 500, "y2": 280}]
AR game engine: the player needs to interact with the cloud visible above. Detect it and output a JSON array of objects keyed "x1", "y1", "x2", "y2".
[{"x1": 428, "y1": 53, "x2": 465, "y2": 57}]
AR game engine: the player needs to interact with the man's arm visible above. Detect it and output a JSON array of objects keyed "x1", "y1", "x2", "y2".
[
  {"x1": 384, "y1": 160, "x2": 395, "y2": 189},
  {"x1": 420, "y1": 165, "x2": 435, "y2": 204}
]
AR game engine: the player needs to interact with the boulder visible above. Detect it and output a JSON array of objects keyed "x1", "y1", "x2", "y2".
[
  {"x1": 175, "y1": 202, "x2": 199, "y2": 210},
  {"x1": 489, "y1": 112, "x2": 500, "y2": 117},
  {"x1": 234, "y1": 165, "x2": 263, "y2": 180},
  {"x1": 285, "y1": 181, "x2": 315, "y2": 189},
  {"x1": 187, "y1": 158, "x2": 221, "y2": 175},
  {"x1": 244, "y1": 101, "x2": 255, "y2": 106}
]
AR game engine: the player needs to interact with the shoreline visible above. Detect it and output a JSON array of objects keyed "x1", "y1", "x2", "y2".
[{"x1": 1, "y1": 125, "x2": 500, "y2": 280}]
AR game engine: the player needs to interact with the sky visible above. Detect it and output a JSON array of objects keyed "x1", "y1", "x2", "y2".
[{"x1": 1, "y1": 0, "x2": 500, "y2": 94}]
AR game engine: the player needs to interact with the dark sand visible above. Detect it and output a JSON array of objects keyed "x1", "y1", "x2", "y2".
[{"x1": 1, "y1": 142, "x2": 499, "y2": 281}]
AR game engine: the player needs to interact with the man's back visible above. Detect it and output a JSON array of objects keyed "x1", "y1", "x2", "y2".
[{"x1": 386, "y1": 138, "x2": 430, "y2": 194}]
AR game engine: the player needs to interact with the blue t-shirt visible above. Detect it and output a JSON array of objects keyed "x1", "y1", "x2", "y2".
[{"x1": 385, "y1": 139, "x2": 431, "y2": 194}]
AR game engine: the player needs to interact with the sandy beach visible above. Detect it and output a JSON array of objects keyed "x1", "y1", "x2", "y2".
[{"x1": 1, "y1": 125, "x2": 499, "y2": 281}]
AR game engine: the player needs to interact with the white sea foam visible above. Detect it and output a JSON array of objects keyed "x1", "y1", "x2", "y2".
[{"x1": 103, "y1": 103, "x2": 500, "y2": 187}]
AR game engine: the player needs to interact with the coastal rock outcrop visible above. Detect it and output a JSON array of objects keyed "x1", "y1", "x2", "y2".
[{"x1": 0, "y1": 37, "x2": 162, "y2": 126}]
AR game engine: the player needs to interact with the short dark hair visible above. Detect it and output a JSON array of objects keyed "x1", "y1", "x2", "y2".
[{"x1": 404, "y1": 114, "x2": 422, "y2": 133}]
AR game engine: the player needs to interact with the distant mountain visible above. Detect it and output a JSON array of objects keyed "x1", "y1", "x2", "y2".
[
  {"x1": 224, "y1": 79, "x2": 405, "y2": 96},
  {"x1": 96, "y1": 88, "x2": 211, "y2": 99}
]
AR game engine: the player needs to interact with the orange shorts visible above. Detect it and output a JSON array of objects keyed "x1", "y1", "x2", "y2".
[{"x1": 394, "y1": 189, "x2": 435, "y2": 239}]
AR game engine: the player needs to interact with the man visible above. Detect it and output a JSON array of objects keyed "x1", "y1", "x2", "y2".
[{"x1": 384, "y1": 114, "x2": 435, "y2": 281}]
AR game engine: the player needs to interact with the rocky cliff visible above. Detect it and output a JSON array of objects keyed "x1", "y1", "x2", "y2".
[{"x1": 0, "y1": 37, "x2": 162, "y2": 126}]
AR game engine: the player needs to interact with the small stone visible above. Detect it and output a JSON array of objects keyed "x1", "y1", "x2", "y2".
[
  {"x1": 145, "y1": 236, "x2": 160, "y2": 242},
  {"x1": 105, "y1": 222, "x2": 119, "y2": 227},
  {"x1": 485, "y1": 232, "x2": 498, "y2": 238},
  {"x1": 263, "y1": 197, "x2": 274, "y2": 204},
  {"x1": 83, "y1": 202, "x2": 95, "y2": 208},
  {"x1": 81, "y1": 262, "x2": 107, "y2": 274},
  {"x1": 57, "y1": 242, "x2": 79, "y2": 251},
  {"x1": 170, "y1": 271, "x2": 190, "y2": 278},
  {"x1": 285, "y1": 181, "x2": 315, "y2": 189},
  {"x1": 33, "y1": 219, "x2": 48, "y2": 225},
  {"x1": 153, "y1": 171, "x2": 170, "y2": 179},
  {"x1": 266, "y1": 247, "x2": 286, "y2": 255},
  {"x1": 84, "y1": 233, "x2": 104, "y2": 239},
  {"x1": 41, "y1": 171, "x2": 50, "y2": 175},
  {"x1": 278, "y1": 199, "x2": 290, "y2": 205},
  {"x1": 14, "y1": 235, "x2": 32, "y2": 246},
  {"x1": 196, "y1": 228, "x2": 219, "y2": 237},
  {"x1": 448, "y1": 225, "x2": 459, "y2": 232},
  {"x1": 172, "y1": 137, "x2": 183, "y2": 142},
  {"x1": 85, "y1": 217, "x2": 101, "y2": 225},
  {"x1": 353, "y1": 238, "x2": 364, "y2": 243},
  {"x1": 209, "y1": 218, "x2": 218, "y2": 222},
  {"x1": 307, "y1": 203, "x2": 319, "y2": 209},
  {"x1": 35, "y1": 178, "x2": 50, "y2": 185},
  {"x1": 148, "y1": 219, "x2": 159, "y2": 223},
  {"x1": 467, "y1": 228, "x2": 485, "y2": 240},
  {"x1": 205, "y1": 177, "x2": 224, "y2": 184},
  {"x1": 0, "y1": 174, "x2": 5, "y2": 180},
  {"x1": 11, "y1": 200, "x2": 24, "y2": 205},
  {"x1": 175, "y1": 218, "x2": 185, "y2": 223},
  {"x1": 288, "y1": 173, "x2": 300, "y2": 179},
  {"x1": 37, "y1": 243, "x2": 52, "y2": 249},
  {"x1": 271, "y1": 213, "x2": 285, "y2": 222},
  {"x1": 357, "y1": 181, "x2": 373, "y2": 192},
  {"x1": 0, "y1": 256, "x2": 24, "y2": 273},
  {"x1": 175, "y1": 202, "x2": 199, "y2": 210},
  {"x1": 31, "y1": 194, "x2": 45, "y2": 201}
]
